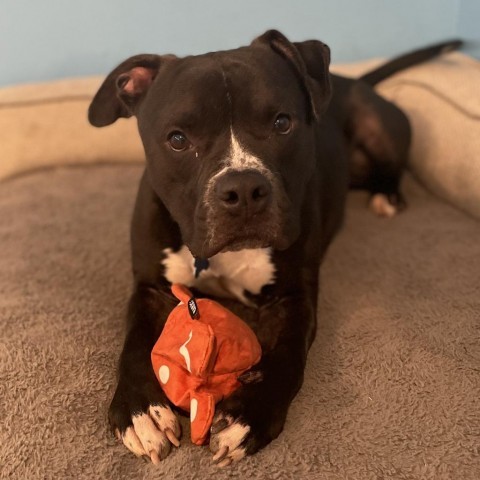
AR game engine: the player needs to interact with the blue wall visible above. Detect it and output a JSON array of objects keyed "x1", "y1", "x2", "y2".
[
  {"x1": 457, "y1": 0, "x2": 480, "y2": 50},
  {"x1": 1, "y1": 0, "x2": 477, "y2": 87}
]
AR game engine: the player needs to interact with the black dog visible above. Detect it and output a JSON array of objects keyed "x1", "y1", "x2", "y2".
[{"x1": 88, "y1": 30, "x2": 460, "y2": 467}]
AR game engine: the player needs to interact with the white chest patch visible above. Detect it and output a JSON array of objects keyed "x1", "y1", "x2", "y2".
[{"x1": 161, "y1": 246, "x2": 276, "y2": 305}]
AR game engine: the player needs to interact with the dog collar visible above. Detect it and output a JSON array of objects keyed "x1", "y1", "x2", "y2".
[{"x1": 194, "y1": 257, "x2": 210, "y2": 278}]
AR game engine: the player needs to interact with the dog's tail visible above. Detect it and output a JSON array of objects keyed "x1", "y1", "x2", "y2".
[{"x1": 359, "y1": 39, "x2": 463, "y2": 86}]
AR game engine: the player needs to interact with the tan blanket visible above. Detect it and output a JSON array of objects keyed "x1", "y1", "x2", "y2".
[{"x1": 1, "y1": 165, "x2": 479, "y2": 479}]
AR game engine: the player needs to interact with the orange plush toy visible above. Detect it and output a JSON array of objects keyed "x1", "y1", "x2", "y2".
[{"x1": 151, "y1": 284, "x2": 262, "y2": 445}]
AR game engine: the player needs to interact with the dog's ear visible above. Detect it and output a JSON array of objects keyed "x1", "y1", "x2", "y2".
[
  {"x1": 252, "y1": 30, "x2": 331, "y2": 120},
  {"x1": 88, "y1": 54, "x2": 173, "y2": 127}
]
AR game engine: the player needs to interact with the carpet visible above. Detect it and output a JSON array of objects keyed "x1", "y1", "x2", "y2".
[{"x1": 1, "y1": 165, "x2": 479, "y2": 479}]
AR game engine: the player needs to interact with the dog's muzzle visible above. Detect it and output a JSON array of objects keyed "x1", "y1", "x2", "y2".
[{"x1": 195, "y1": 168, "x2": 282, "y2": 256}]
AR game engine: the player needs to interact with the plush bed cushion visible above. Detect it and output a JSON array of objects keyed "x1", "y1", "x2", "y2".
[
  {"x1": 2, "y1": 52, "x2": 479, "y2": 218},
  {"x1": 0, "y1": 77, "x2": 144, "y2": 180},
  {"x1": 1, "y1": 165, "x2": 479, "y2": 479},
  {"x1": 2, "y1": 50, "x2": 480, "y2": 479}
]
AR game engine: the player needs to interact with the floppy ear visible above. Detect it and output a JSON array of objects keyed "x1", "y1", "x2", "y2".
[
  {"x1": 88, "y1": 54, "x2": 172, "y2": 127},
  {"x1": 252, "y1": 30, "x2": 331, "y2": 120}
]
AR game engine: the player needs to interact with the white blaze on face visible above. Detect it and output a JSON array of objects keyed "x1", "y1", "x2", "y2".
[
  {"x1": 208, "y1": 130, "x2": 273, "y2": 188},
  {"x1": 228, "y1": 131, "x2": 266, "y2": 170}
]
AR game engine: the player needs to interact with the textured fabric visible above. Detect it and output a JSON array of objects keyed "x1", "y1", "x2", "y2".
[
  {"x1": 1, "y1": 52, "x2": 480, "y2": 219},
  {"x1": 1, "y1": 165, "x2": 479, "y2": 479},
  {"x1": 0, "y1": 77, "x2": 144, "y2": 182}
]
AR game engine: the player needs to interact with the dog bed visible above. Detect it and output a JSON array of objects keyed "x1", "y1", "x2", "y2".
[{"x1": 1, "y1": 53, "x2": 480, "y2": 479}]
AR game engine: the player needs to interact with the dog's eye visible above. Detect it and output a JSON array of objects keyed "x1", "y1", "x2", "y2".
[
  {"x1": 168, "y1": 131, "x2": 190, "y2": 151},
  {"x1": 274, "y1": 114, "x2": 292, "y2": 134}
]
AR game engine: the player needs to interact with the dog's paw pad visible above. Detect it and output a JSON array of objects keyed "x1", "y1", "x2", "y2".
[
  {"x1": 209, "y1": 414, "x2": 249, "y2": 467},
  {"x1": 369, "y1": 193, "x2": 398, "y2": 218}
]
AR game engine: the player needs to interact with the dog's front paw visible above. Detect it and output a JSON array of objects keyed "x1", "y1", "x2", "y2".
[
  {"x1": 209, "y1": 391, "x2": 285, "y2": 468},
  {"x1": 209, "y1": 413, "x2": 251, "y2": 467},
  {"x1": 109, "y1": 381, "x2": 181, "y2": 464}
]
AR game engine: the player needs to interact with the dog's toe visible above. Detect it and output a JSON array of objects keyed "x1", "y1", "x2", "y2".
[
  {"x1": 116, "y1": 405, "x2": 181, "y2": 464},
  {"x1": 131, "y1": 413, "x2": 171, "y2": 463},
  {"x1": 148, "y1": 404, "x2": 182, "y2": 447},
  {"x1": 122, "y1": 426, "x2": 147, "y2": 457},
  {"x1": 209, "y1": 414, "x2": 250, "y2": 467}
]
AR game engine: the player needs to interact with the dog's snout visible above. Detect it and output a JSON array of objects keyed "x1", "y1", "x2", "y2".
[{"x1": 214, "y1": 171, "x2": 272, "y2": 216}]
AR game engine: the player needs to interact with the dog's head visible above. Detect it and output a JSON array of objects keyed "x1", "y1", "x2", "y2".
[{"x1": 89, "y1": 30, "x2": 331, "y2": 258}]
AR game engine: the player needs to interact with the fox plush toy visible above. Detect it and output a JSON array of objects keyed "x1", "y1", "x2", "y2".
[{"x1": 151, "y1": 284, "x2": 262, "y2": 445}]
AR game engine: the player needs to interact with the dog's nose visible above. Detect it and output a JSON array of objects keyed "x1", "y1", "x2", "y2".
[{"x1": 214, "y1": 170, "x2": 272, "y2": 216}]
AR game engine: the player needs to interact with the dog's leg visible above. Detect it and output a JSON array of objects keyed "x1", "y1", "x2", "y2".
[
  {"x1": 350, "y1": 145, "x2": 406, "y2": 218},
  {"x1": 347, "y1": 82, "x2": 411, "y2": 217},
  {"x1": 108, "y1": 285, "x2": 182, "y2": 464},
  {"x1": 209, "y1": 294, "x2": 315, "y2": 467},
  {"x1": 108, "y1": 171, "x2": 186, "y2": 464}
]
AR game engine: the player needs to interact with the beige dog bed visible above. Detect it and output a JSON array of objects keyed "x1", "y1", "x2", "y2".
[
  {"x1": 1, "y1": 53, "x2": 480, "y2": 479},
  {"x1": 2, "y1": 52, "x2": 479, "y2": 218}
]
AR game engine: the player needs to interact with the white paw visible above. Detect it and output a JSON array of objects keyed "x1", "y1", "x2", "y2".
[
  {"x1": 369, "y1": 193, "x2": 398, "y2": 218},
  {"x1": 148, "y1": 405, "x2": 181, "y2": 447},
  {"x1": 209, "y1": 414, "x2": 250, "y2": 468},
  {"x1": 118, "y1": 405, "x2": 181, "y2": 465}
]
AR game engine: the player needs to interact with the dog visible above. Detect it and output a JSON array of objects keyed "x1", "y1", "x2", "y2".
[{"x1": 88, "y1": 30, "x2": 461, "y2": 467}]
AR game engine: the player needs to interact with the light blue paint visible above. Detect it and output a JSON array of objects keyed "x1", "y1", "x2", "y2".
[
  {"x1": 457, "y1": 0, "x2": 480, "y2": 56},
  {"x1": 0, "y1": 0, "x2": 477, "y2": 87}
]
